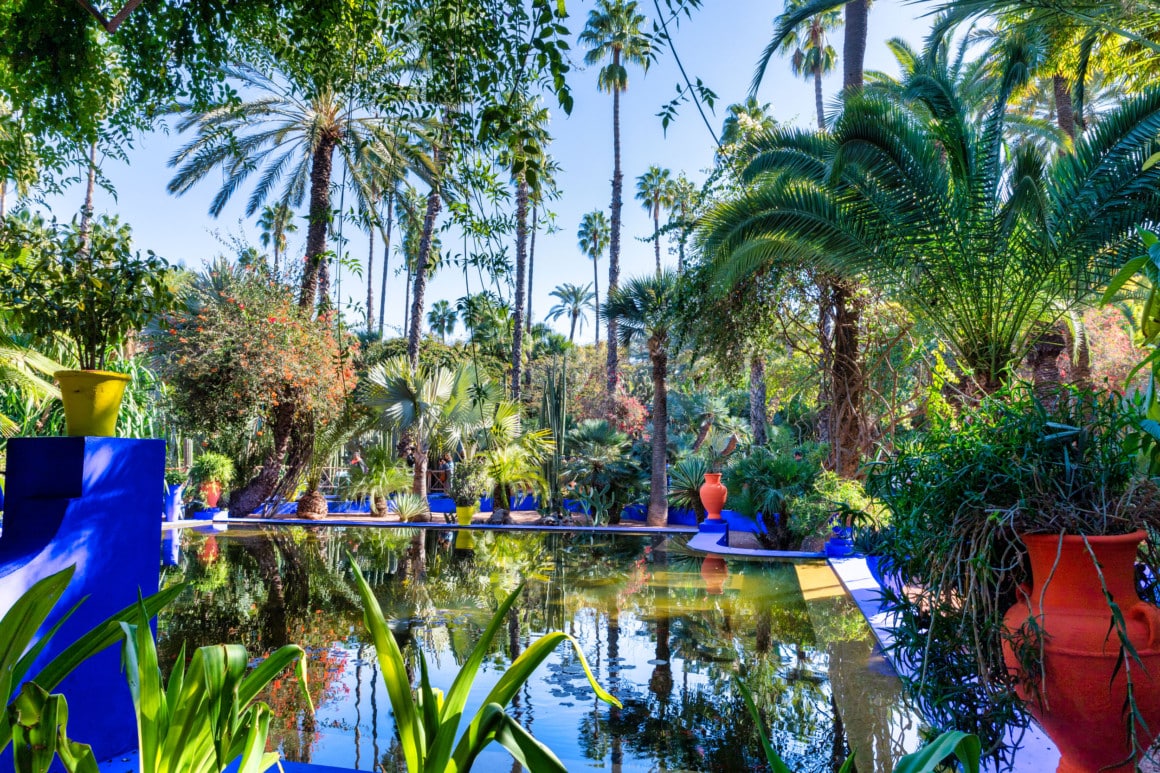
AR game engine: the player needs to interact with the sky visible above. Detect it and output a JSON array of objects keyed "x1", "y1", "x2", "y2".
[{"x1": 43, "y1": 0, "x2": 933, "y2": 343}]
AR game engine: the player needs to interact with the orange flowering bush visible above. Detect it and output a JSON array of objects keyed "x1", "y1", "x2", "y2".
[{"x1": 149, "y1": 259, "x2": 355, "y2": 449}]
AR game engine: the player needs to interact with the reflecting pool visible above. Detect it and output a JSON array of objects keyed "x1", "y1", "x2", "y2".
[{"x1": 158, "y1": 527, "x2": 920, "y2": 772}]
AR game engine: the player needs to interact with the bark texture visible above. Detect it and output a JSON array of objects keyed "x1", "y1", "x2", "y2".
[
  {"x1": 511, "y1": 175, "x2": 529, "y2": 399},
  {"x1": 408, "y1": 179, "x2": 442, "y2": 369},
  {"x1": 607, "y1": 54, "x2": 623, "y2": 396},
  {"x1": 1053, "y1": 73, "x2": 1077, "y2": 140},
  {"x1": 378, "y1": 189, "x2": 395, "y2": 337},
  {"x1": 299, "y1": 132, "x2": 338, "y2": 310},
  {"x1": 749, "y1": 354, "x2": 768, "y2": 446},
  {"x1": 647, "y1": 336, "x2": 668, "y2": 528}
]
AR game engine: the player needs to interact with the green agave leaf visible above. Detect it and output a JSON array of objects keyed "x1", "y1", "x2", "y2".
[
  {"x1": 734, "y1": 678, "x2": 792, "y2": 773},
  {"x1": 892, "y1": 730, "x2": 981, "y2": 773},
  {"x1": 451, "y1": 631, "x2": 617, "y2": 773},
  {"x1": 1, "y1": 568, "x2": 75, "y2": 688},
  {"x1": 348, "y1": 556, "x2": 425, "y2": 773},
  {"x1": 477, "y1": 703, "x2": 567, "y2": 773},
  {"x1": 425, "y1": 584, "x2": 527, "y2": 773}
]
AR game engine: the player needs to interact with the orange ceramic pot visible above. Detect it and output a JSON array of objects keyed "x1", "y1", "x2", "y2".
[
  {"x1": 701, "y1": 555, "x2": 727, "y2": 595},
  {"x1": 200, "y1": 481, "x2": 222, "y2": 509},
  {"x1": 700, "y1": 473, "x2": 727, "y2": 521},
  {"x1": 1002, "y1": 531, "x2": 1160, "y2": 773}
]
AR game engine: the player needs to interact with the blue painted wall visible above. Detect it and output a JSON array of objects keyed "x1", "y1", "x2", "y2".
[{"x1": 0, "y1": 437, "x2": 164, "y2": 764}]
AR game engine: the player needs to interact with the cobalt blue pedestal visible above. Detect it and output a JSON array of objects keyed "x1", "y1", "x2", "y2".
[{"x1": 0, "y1": 437, "x2": 164, "y2": 764}]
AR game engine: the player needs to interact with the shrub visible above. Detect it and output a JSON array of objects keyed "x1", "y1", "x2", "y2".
[
  {"x1": 190, "y1": 452, "x2": 235, "y2": 488},
  {"x1": 448, "y1": 455, "x2": 491, "y2": 507}
]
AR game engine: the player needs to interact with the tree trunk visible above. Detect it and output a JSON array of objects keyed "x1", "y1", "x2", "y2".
[
  {"x1": 1067, "y1": 311, "x2": 1092, "y2": 390},
  {"x1": 299, "y1": 132, "x2": 338, "y2": 311},
  {"x1": 411, "y1": 447, "x2": 430, "y2": 521},
  {"x1": 0, "y1": 179, "x2": 6, "y2": 219},
  {"x1": 814, "y1": 65, "x2": 825, "y2": 130},
  {"x1": 273, "y1": 221, "x2": 282, "y2": 272},
  {"x1": 1053, "y1": 73, "x2": 1077, "y2": 140},
  {"x1": 607, "y1": 53, "x2": 623, "y2": 396},
  {"x1": 78, "y1": 141, "x2": 98, "y2": 255},
  {"x1": 828, "y1": 281, "x2": 864, "y2": 478},
  {"x1": 842, "y1": 0, "x2": 869, "y2": 92},
  {"x1": 569, "y1": 312, "x2": 577, "y2": 343},
  {"x1": 653, "y1": 204, "x2": 661, "y2": 276},
  {"x1": 593, "y1": 258, "x2": 601, "y2": 344},
  {"x1": 527, "y1": 205, "x2": 538, "y2": 332},
  {"x1": 749, "y1": 353, "x2": 768, "y2": 446},
  {"x1": 229, "y1": 398, "x2": 299, "y2": 517},
  {"x1": 647, "y1": 337, "x2": 668, "y2": 528},
  {"x1": 408, "y1": 179, "x2": 442, "y2": 370},
  {"x1": 1029, "y1": 327, "x2": 1065, "y2": 410},
  {"x1": 366, "y1": 223, "x2": 376, "y2": 333},
  {"x1": 378, "y1": 188, "x2": 395, "y2": 338},
  {"x1": 511, "y1": 174, "x2": 529, "y2": 400}
]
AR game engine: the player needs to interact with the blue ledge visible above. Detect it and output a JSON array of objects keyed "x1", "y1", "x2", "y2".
[{"x1": 686, "y1": 528, "x2": 826, "y2": 559}]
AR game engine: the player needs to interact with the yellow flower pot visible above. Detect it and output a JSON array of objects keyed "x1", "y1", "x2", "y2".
[
  {"x1": 55, "y1": 369, "x2": 131, "y2": 437},
  {"x1": 455, "y1": 504, "x2": 477, "y2": 526}
]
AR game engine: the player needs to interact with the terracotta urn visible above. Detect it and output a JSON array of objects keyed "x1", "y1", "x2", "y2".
[
  {"x1": 1002, "y1": 531, "x2": 1160, "y2": 773},
  {"x1": 700, "y1": 473, "x2": 728, "y2": 521},
  {"x1": 701, "y1": 555, "x2": 727, "y2": 595},
  {"x1": 200, "y1": 481, "x2": 222, "y2": 509}
]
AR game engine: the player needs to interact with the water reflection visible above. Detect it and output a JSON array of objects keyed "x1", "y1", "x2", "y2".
[{"x1": 158, "y1": 527, "x2": 919, "y2": 772}]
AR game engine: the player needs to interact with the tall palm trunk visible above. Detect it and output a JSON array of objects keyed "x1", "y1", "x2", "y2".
[
  {"x1": 819, "y1": 0, "x2": 870, "y2": 477},
  {"x1": 299, "y1": 132, "x2": 338, "y2": 310},
  {"x1": 593, "y1": 259, "x2": 601, "y2": 345},
  {"x1": 607, "y1": 51, "x2": 623, "y2": 396},
  {"x1": 527, "y1": 205, "x2": 538, "y2": 332},
  {"x1": 378, "y1": 188, "x2": 395, "y2": 337},
  {"x1": 569, "y1": 311, "x2": 578, "y2": 343},
  {"x1": 402, "y1": 261, "x2": 412, "y2": 341},
  {"x1": 647, "y1": 336, "x2": 668, "y2": 527},
  {"x1": 408, "y1": 171, "x2": 442, "y2": 370},
  {"x1": 411, "y1": 446, "x2": 430, "y2": 522},
  {"x1": 1053, "y1": 74, "x2": 1077, "y2": 140},
  {"x1": 677, "y1": 202, "x2": 686, "y2": 273},
  {"x1": 511, "y1": 174, "x2": 529, "y2": 399},
  {"x1": 749, "y1": 353, "x2": 768, "y2": 446},
  {"x1": 273, "y1": 224, "x2": 283, "y2": 272},
  {"x1": 814, "y1": 66, "x2": 825, "y2": 130},
  {"x1": 652, "y1": 203, "x2": 662, "y2": 276},
  {"x1": 366, "y1": 223, "x2": 376, "y2": 333}
]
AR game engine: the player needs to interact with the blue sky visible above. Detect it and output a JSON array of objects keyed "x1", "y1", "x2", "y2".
[{"x1": 44, "y1": 0, "x2": 932, "y2": 342}]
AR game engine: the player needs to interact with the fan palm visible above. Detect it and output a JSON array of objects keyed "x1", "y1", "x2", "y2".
[
  {"x1": 605, "y1": 271, "x2": 680, "y2": 527},
  {"x1": 579, "y1": 0, "x2": 654, "y2": 394},
  {"x1": 167, "y1": 64, "x2": 431, "y2": 311},
  {"x1": 577, "y1": 210, "x2": 610, "y2": 343},
  {"x1": 701, "y1": 37, "x2": 1160, "y2": 394},
  {"x1": 635, "y1": 165, "x2": 674, "y2": 276},
  {"x1": 427, "y1": 299, "x2": 457, "y2": 342},
  {"x1": 763, "y1": 0, "x2": 842, "y2": 129},
  {"x1": 364, "y1": 356, "x2": 477, "y2": 515},
  {"x1": 546, "y1": 283, "x2": 595, "y2": 343},
  {"x1": 0, "y1": 325, "x2": 63, "y2": 437},
  {"x1": 256, "y1": 203, "x2": 297, "y2": 272}
]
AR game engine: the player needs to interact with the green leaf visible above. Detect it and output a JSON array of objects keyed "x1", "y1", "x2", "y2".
[
  {"x1": 893, "y1": 731, "x2": 981, "y2": 773},
  {"x1": 478, "y1": 703, "x2": 567, "y2": 773},
  {"x1": 1102, "y1": 255, "x2": 1149, "y2": 304},
  {"x1": 734, "y1": 678, "x2": 792, "y2": 773}
]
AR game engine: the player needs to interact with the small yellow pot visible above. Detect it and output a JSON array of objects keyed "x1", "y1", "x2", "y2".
[
  {"x1": 55, "y1": 369, "x2": 131, "y2": 437},
  {"x1": 455, "y1": 504, "x2": 477, "y2": 526}
]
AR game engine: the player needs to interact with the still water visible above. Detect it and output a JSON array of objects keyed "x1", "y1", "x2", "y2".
[{"x1": 158, "y1": 527, "x2": 920, "y2": 772}]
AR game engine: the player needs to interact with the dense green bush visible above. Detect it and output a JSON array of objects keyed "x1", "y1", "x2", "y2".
[{"x1": 723, "y1": 440, "x2": 826, "y2": 549}]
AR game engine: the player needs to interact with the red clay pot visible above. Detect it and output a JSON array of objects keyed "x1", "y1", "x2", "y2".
[
  {"x1": 1002, "y1": 531, "x2": 1160, "y2": 773},
  {"x1": 700, "y1": 473, "x2": 727, "y2": 521},
  {"x1": 200, "y1": 481, "x2": 222, "y2": 509}
]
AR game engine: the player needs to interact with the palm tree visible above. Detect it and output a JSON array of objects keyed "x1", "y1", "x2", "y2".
[
  {"x1": 702, "y1": 39, "x2": 1160, "y2": 396},
  {"x1": 498, "y1": 95, "x2": 551, "y2": 400},
  {"x1": 427, "y1": 299, "x2": 457, "y2": 342},
  {"x1": 168, "y1": 64, "x2": 431, "y2": 312},
  {"x1": 364, "y1": 356, "x2": 478, "y2": 514},
  {"x1": 772, "y1": 0, "x2": 842, "y2": 130},
  {"x1": 256, "y1": 203, "x2": 297, "y2": 272},
  {"x1": 577, "y1": 210, "x2": 611, "y2": 344},
  {"x1": 605, "y1": 271, "x2": 680, "y2": 528},
  {"x1": 667, "y1": 173, "x2": 698, "y2": 272},
  {"x1": 635, "y1": 165, "x2": 674, "y2": 276},
  {"x1": 546, "y1": 283, "x2": 595, "y2": 343},
  {"x1": 579, "y1": 0, "x2": 654, "y2": 396}
]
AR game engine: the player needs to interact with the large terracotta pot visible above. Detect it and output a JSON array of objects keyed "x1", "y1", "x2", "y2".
[
  {"x1": 199, "y1": 481, "x2": 222, "y2": 509},
  {"x1": 55, "y1": 369, "x2": 130, "y2": 437},
  {"x1": 1002, "y1": 531, "x2": 1160, "y2": 773},
  {"x1": 700, "y1": 473, "x2": 728, "y2": 521}
]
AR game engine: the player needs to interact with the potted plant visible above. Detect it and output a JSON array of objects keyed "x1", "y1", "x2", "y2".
[
  {"x1": 0, "y1": 213, "x2": 174, "y2": 436},
  {"x1": 448, "y1": 455, "x2": 491, "y2": 527},
  {"x1": 190, "y1": 452, "x2": 235, "y2": 510},
  {"x1": 163, "y1": 468, "x2": 187, "y2": 522},
  {"x1": 346, "y1": 448, "x2": 411, "y2": 517},
  {"x1": 869, "y1": 386, "x2": 1160, "y2": 770}
]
